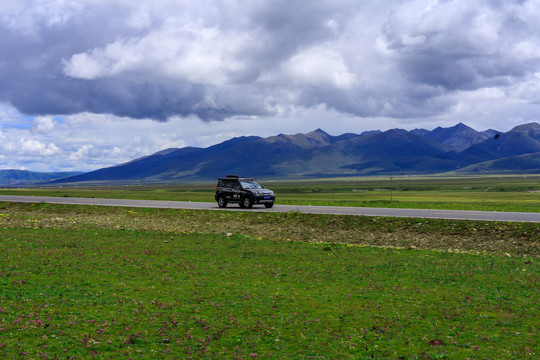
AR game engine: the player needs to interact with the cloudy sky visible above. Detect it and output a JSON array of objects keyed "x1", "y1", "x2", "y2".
[{"x1": 2, "y1": 0, "x2": 540, "y2": 172}]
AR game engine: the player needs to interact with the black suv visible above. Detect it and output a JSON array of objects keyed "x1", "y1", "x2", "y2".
[{"x1": 215, "y1": 175, "x2": 275, "y2": 208}]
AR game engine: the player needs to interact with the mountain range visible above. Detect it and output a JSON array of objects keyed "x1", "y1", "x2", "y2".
[
  {"x1": 43, "y1": 122, "x2": 540, "y2": 184},
  {"x1": 0, "y1": 170, "x2": 82, "y2": 186}
]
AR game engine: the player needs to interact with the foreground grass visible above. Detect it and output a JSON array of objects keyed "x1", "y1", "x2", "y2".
[{"x1": 0, "y1": 202, "x2": 538, "y2": 359}]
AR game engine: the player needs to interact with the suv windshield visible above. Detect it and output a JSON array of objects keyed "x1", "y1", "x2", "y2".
[{"x1": 240, "y1": 181, "x2": 262, "y2": 189}]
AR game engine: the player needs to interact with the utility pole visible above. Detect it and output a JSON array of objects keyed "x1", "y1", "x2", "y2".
[{"x1": 390, "y1": 175, "x2": 393, "y2": 202}]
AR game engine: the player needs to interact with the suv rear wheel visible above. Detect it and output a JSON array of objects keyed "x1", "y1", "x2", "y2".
[
  {"x1": 264, "y1": 203, "x2": 274, "y2": 208},
  {"x1": 217, "y1": 195, "x2": 227, "y2": 208}
]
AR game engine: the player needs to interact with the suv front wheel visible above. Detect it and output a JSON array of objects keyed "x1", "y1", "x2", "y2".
[
  {"x1": 217, "y1": 196, "x2": 227, "y2": 208},
  {"x1": 241, "y1": 196, "x2": 253, "y2": 209}
]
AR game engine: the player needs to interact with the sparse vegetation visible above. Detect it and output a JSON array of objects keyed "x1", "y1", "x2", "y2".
[{"x1": 0, "y1": 202, "x2": 538, "y2": 359}]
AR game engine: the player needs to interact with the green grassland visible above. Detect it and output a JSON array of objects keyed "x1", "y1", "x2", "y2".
[
  {"x1": 0, "y1": 202, "x2": 538, "y2": 359},
  {"x1": 2, "y1": 175, "x2": 540, "y2": 212}
]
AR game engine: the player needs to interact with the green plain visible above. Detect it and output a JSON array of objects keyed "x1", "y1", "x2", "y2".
[
  {"x1": 2, "y1": 175, "x2": 540, "y2": 212},
  {"x1": 0, "y1": 202, "x2": 538, "y2": 359}
]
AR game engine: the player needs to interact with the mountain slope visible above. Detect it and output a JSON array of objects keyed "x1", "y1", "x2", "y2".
[
  {"x1": 462, "y1": 122, "x2": 540, "y2": 160},
  {"x1": 457, "y1": 152, "x2": 540, "y2": 174},
  {"x1": 55, "y1": 136, "x2": 262, "y2": 183},
  {"x1": 330, "y1": 129, "x2": 463, "y2": 175}
]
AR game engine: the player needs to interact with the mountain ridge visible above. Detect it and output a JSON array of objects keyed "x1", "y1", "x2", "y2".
[
  {"x1": 37, "y1": 121, "x2": 540, "y2": 183},
  {"x1": 412, "y1": 122, "x2": 498, "y2": 151}
]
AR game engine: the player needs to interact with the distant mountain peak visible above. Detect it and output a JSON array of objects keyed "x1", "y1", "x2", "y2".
[
  {"x1": 513, "y1": 122, "x2": 540, "y2": 133},
  {"x1": 434, "y1": 122, "x2": 474, "y2": 132},
  {"x1": 153, "y1": 148, "x2": 187, "y2": 156},
  {"x1": 514, "y1": 122, "x2": 540, "y2": 129},
  {"x1": 510, "y1": 122, "x2": 540, "y2": 142},
  {"x1": 264, "y1": 129, "x2": 333, "y2": 149},
  {"x1": 417, "y1": 122, "x2": 490, "y2": 151},
  {"x1": 453, "y1": 122, "x2": 474, "y2": 130},
  {"x1": 311, "y1": 128, "x2": 330, "y2": 136}
]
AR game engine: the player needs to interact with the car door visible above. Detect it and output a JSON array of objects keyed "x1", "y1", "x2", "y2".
[
  {"x1": 223, "y1": 180, "x2": 234, "y2": 201},
  {"x1": 232, "y1": 181, "x2": 242, "y2": 201}
]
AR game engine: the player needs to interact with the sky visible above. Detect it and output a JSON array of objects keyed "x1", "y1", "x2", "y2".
[{"x1": 2, "y1": 0, "x2": 540, "y2": 172}]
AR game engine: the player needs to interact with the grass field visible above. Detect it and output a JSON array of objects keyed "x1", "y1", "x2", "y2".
[
  {"x1": 0, "y1": 202, "x2": 538, "y2": 359},
  {"x1": 2, "y1": 175, "x2": 540, "y2": 212}
]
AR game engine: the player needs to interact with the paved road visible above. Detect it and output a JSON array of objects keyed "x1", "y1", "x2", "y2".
[{"x1": 1, "y1": 195, "x2": 540, "y2": 222}]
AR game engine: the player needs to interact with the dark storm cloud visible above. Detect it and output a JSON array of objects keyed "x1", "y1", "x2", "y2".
[
  {"x1": 246, "y1": 0, "x2": 350, "y2": 55},
  {"x1": 0, "y1": 3, "x2": 143, "y2": 115},
  {"x1": 381, "y1": 0, "x2": 540, "y2": 92},
  {"x1": 1, "y1": 0, "x2": 540, "y2": 122},
  {"x1": 0, "y1": 1, "x2": 279, "y2": 121}
]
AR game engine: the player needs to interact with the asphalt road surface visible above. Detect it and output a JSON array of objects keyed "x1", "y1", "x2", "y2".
[{"x1": 1, "y1": 195, "x2": 540, "y2": 223}]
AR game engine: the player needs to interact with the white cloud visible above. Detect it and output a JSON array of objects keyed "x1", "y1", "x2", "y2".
[
  {"x1": 274, "y1": 46, "x2": 356, "y2": 89},
  {"x1": 69, "y1": 144, "x2": 95, "y2": 160},
  {"x1": 0, "y1": 0, "x2": 84, "y2": 38},
  {"x1": 63, "y1": 52, "x2": 107, "y2": 80},
  {"x1": 31, "y1": 116, "x2": 56, "y2": 134},
  {"x1": 3, "y1": 138, "x2": 60, "y2": 157},
  {"x1": 64, "y1": 19, "x2": 253, "y2": 87}
]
